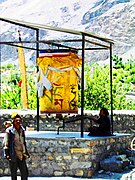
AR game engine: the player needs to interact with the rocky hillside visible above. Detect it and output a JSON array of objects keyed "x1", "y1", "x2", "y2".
[{"x1": 0, "y1": 0, "x2": 134, "y2": 65}]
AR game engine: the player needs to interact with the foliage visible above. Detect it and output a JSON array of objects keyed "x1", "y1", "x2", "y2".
[
  {"x1": 1, "y1": 68, "x2": 37, "y2": 109},
  {"x1": 1, "y1": 64, "x2": 17, "y2": 69},
  {"x1": 82, "y1": 63, "x2": 110, "y2": 110},
  {"x1": 1, "y1": 56, "x2": 135, "y2": 110},
  {"x1": 1, "y1": 84, "x2": 21, "y2": 109},
  {"x1": 27, "y1": 76, "x2": 37, "y2": 109},
  {"x1": 78, "y1": 56, "x2": 135, "y2": 110},
  {"x1": 113, "y1": 55, "x2": 124, "y2": 69}
]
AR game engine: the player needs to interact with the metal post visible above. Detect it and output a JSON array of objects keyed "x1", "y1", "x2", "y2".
[
  {"x1": 110, "y1": 43, "x2": 113, "y2": 134},
  {"x1": 36, "y1": 29, "x2": 39, "y2": 131},
  {"x1": 81, "y1": 34, "x2": 85, "y2": 137}
]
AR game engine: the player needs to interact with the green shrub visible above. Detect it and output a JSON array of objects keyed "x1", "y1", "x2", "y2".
[
  {"x1": 6, "y1": 64, "x2": 14, "y2": 69},
  {"x1": 1, "y1": 84, "x2": 21, "y2": 109},
  {"x1": 124, "y1": 64, "x2": 131, "y2": 71},
  {"x1": 130, "y1": 67, "x2": 135, "y2": 75}
]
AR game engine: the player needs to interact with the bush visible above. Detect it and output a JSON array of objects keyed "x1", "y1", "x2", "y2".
[
  {"x1": 1, "y1": 84, "x2": 21, "y2": 109},
  {"x1": 1, "y1": 68, "x2": 37, "y2": 109},
  {"x1": 6, "y1": 64, "x2": 14, "y2": 69},
  {"x1": 81, "y1": 59, "x2": 135, "y2": 110}
]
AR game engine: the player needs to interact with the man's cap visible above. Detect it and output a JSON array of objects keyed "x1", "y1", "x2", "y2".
[
  {"x1": 11, "y1": 112, "x2": 18, "y2": 119},
  {"x1": 11, "y1": 112, "x2": 22, "y2": 120}
]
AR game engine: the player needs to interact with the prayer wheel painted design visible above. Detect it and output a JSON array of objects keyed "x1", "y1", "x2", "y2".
[{"x1": 37, "y1": 52, "x2": 82, "y2": 114}]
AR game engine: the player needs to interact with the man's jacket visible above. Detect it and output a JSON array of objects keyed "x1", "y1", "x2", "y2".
[{"x1": 3, "y1": 125, "x2": 29, "y2": 160}]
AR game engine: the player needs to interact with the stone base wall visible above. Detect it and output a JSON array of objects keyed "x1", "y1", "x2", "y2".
[
  {"x1": 0, "y1": 134, "x2": 133, "y2": 177},
  {"x1": 0, "y1": 110, "x2": 135, "y2": 133}
]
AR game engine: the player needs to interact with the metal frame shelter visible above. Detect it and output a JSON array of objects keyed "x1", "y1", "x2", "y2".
[{"x1": 0, "y1": 17, "x2": 114, "y2": 137}]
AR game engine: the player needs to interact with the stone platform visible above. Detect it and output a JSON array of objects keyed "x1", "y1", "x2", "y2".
[{"x1": 0, "y1": 131, "x2": 132, "y2": 178}]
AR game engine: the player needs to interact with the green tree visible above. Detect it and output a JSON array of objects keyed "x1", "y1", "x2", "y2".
[
  {"x1": 83, "y1": 63, "x2": 110, "y2": 110},
  {"x1": 80, "y1": 60, "x2": 135, "y2": 110}
]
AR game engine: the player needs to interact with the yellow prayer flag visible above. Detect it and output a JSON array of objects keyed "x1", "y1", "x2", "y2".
[{"x1": 17, "y1": 31, "x2": 29, "y2": 109}]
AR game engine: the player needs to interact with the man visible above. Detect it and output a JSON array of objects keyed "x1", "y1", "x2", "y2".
[
  {"x1": 3, "y1": 112, "x2": 30, "y2": 180},
  {"x1": 88, "y1": 108, "x2": 112, "y2": 136}
]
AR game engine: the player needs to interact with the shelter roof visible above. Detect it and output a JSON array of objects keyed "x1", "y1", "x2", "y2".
[{"x1": 0, "y1": 16, "x2": 114, "y2": 44}]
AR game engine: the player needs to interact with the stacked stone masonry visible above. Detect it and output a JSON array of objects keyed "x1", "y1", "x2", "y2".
[
  {"x1": 0, "y1": 110, "x2": 134, "y2": 177},
  {"x1": 0, "y1": 133, "x2": 133, "y2": 177},
  {"x1": 0, "y1": 110, "x2": 135, "y2": 133}
]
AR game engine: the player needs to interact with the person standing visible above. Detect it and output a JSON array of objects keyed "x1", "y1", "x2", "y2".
[
  {"x1": 88, "y1": 108, "x2": 111, "y2": 136},
  {"x1": 3, "y1": 112, "x2": 30, "y2": 180}
]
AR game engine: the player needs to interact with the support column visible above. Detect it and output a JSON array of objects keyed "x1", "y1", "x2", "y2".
[
  {"x1": 36, "y1": 29, "x2": 39, "y2": 131},
  {"x1": 110, "y1": 43, "x2": 113, "y2": 134},
  {"x1": 81, "y1": 34, "x2": 85, "y2": 137}
]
